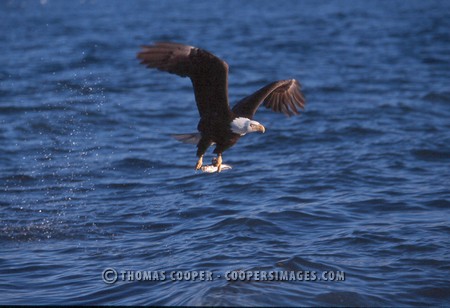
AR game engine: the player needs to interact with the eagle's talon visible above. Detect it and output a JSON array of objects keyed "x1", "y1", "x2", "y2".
[
  {"x1": 195, "y1": 156, "x2": 203, "y2": 170},
  {"x1": 216, "y1": 154, "x2": 223, "y2": 173}
]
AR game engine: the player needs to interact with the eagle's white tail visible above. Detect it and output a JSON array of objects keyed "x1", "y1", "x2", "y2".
[{"x1": 171, "y1": 133, "x2": 201, "y2": 145}]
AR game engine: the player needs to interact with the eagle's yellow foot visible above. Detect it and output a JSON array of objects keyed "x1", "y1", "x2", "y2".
[
  {"x1": 216, "y1": 154, "x2": 223, "y2": 173},
  {"x1": 195, "y1": 156, "x2": 203, "y2": 170}
]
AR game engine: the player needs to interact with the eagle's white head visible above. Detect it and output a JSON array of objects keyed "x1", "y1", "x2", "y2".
[{"x1": 230, "y1": 117, "x2": 266, "y2": 136}]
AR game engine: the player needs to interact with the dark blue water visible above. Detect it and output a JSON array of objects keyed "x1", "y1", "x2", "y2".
[{"x1": 1, "y1": 0, "x2": 449, "y2": 306}]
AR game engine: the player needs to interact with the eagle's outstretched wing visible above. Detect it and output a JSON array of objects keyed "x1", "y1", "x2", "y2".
[
  {"x1": 232, "y1": 79, "x2": 305, "y2": 119},
  {"x1": 137, "y1": 42, "x2": 231, "y2": 119}
]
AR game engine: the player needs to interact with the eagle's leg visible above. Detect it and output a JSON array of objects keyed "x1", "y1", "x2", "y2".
[
  {"x1": 195, "y1": 137, "x2": 212, "y2": 170},
  {"x1": 216, "y1": 154, "x2": 223, "y2": 173},
  {"x1": 195, "y1": 155, "x2": 203, "y2": 170}
]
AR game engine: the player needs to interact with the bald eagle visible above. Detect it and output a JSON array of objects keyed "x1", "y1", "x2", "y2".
[{"x1": 137, "y1": 42, "x2": 305, "y2": 172}]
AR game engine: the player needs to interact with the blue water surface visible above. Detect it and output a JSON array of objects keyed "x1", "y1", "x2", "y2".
[{"x1": 1, "y1": 0, "x2": 449, "y2": 306}]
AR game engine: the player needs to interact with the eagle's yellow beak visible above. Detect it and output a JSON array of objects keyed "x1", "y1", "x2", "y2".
[{"x1": 256, "y1": 124, "x2": 265, "y2": 133}]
